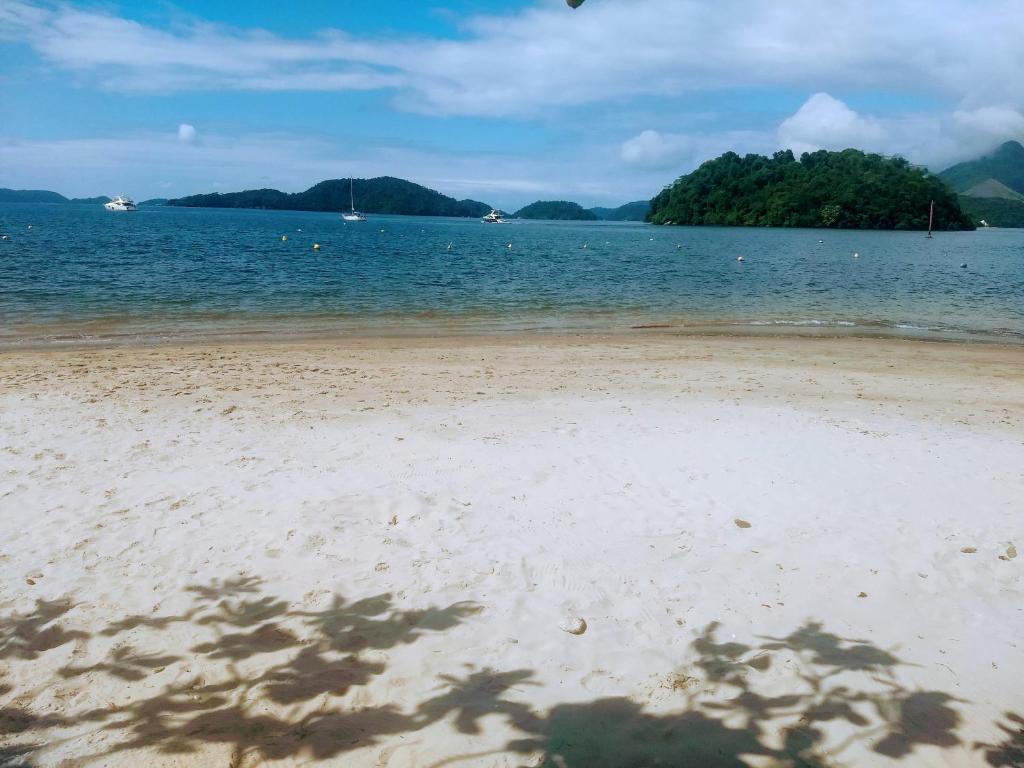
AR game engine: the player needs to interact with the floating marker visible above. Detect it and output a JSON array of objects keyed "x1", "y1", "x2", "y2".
[
  {"x1": 313, "y1": 243, "x2": 321, "y2": 251},
  {"x1": 676, "y1": 245, "x2": 682, "y2": 250},
  {"x1": 27, "y1": 225, "x2": 32, "y2": 230},
  {"x1": 297, "y1": 228, "x2": 302, "y2": 232},
  {"x1": 281, "y1": 235, "x2": 288, "y2": 241},
  {"x1": 736, "y1": 256, "x2": 745, "y2": 262},
  {"x1": 507, "y1": 243, "x2": 513, "y2": 249},
  {"x1": 447, "y1": 242, "x2": 453, "y2": 251},
  {"x1": 960, "y1": 262, "x2": 967, "y2": 269},
  {"x1": 853, "y1": 252, "x2": 860, "y2": 258}
]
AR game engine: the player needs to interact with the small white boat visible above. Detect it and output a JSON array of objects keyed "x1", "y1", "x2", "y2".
[
  {"x1": 104, "y1": 195, "x2": 137, "y2": 212},
  {"x1": 482, "y1": 209, "x2": 506, "y2": 223},
  {"x1": 341, "y1": 178, "x2": 367, "y2": 222}
]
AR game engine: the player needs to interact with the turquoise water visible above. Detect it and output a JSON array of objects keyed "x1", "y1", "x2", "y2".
[{"x1": 1, "y1": 203, "x2": 1022, "y2": 345}]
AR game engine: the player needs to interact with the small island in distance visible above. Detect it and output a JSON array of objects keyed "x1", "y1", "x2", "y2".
[
  {"x1": 167, "y1": 177, "x2": 492, "y2": 218},
  {"x1": 7, "y1": 142, "x2": 1024, "y2": 228},
  {"x1": 649, "y1": 148, "x2": 974, "y2": 230}
]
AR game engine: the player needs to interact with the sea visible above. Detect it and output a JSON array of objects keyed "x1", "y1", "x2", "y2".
[{"x1": 1, "y1": 203, "x2": 1022, "y2": 347}]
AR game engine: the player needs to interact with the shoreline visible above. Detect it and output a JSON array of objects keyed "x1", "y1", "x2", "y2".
[{"x1": 3, "y1": 318, "x2": 1024, "y2": 352}]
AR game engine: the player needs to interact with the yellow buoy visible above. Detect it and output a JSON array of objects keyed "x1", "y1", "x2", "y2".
[{"x1": 313, "y1": 243, "x2": 321, "y2": 251}]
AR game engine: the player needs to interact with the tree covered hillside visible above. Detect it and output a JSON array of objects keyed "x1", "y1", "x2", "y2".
[
  {"x1": 514, "y1": 200, "x2": 598, "y2": 220},
  {"x1": 168, "y1": 177, "x2": 491, "y2": 218},
  {"x1": 649, "y1": 149, "x2": 973, "y2": 230}
]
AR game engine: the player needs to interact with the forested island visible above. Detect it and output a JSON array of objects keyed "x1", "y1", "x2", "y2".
[
  {"x1": 167, "y1": 177, "x2": 491, "y2": 218},
  {"x1": 649, "y1": 149, "x2": 973, "y2": 230},
  {"x1": 514, "y1": 201, "x2": 598, "y2": 220},
  {"x1": 0, "y1": 189, "x2": 112, "y2": 205}
]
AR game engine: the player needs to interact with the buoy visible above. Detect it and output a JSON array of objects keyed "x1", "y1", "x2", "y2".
[
  {"x1": 818, "y1": 239, "x2": 823, "y2": 243},
  {"x1": 297, "y1": 228, "x2": 302, "y2": 232},
  {"x1": 676, "y1": 245, "x2": 682, "y2": 250},
  {"x1": 379, "y1": 229, "x2": 385, "y2": 233},
  {"x1": 27, "y1": 225, "x2": 32, "y2": 230},
  {"x1": 313, "y1": 243, "x2": 321, "y2": 251},
  {"x1": 960, "y1": 262, "x2": 967, "y2": 269},
  {"x1": 853, "y1": 252, "x2": 860, "y2": 259},
  {"x1": 736, "y1": 256, "x2": 745, "y2": 262},
  {"x1": 582, "y1": 243, "x2": 588, "y2": 249},
  {"x1": 281, "y1": 235, "x2": 288, "y2": 241},
  {"x1": 507, "y1": 243, "x2": 512, "y2": 249},
  {"x1": 447, "y1": 242, "x2": 453, "y2": 251}
]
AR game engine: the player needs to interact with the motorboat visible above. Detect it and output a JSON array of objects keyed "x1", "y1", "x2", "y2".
[
  {"x1": 104, "y1": 196, "x2": 137, "y2": 211},
  {"x1": 482, "y1": 209, "x2": 506, "y2": 223}
]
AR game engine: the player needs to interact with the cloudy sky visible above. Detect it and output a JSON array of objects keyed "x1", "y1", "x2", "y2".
[{"x1": 2, "y1": 0, "x2": 1023, "y2": 208}]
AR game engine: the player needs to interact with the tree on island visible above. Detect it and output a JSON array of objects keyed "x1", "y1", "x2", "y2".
[{"x1": 649, "y1": 148, "x2": 974, "y2": 230}]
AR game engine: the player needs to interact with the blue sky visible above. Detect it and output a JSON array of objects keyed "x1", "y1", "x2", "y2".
[{"x1": 2, "y1": 0, "x2": 1023, "y2": 208}]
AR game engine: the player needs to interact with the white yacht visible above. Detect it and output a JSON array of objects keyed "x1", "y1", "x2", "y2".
[
  {"x1": 104, "y1": 196, "x2": 137, "y2": 212},
  {"x1": 482, "y1": 209, "x2": 506, "y2": 223},
  {"x1": 341, "y1": 178, "x2": 367, "y2": 222}
]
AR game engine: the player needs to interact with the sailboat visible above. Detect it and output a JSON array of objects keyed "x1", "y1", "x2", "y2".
[
  {"x1": 342, "y1": 178, "x2": 367, "y2": 222},
  {"x1": 926, "y1": 199, "x2": 934, "y2": 238}
]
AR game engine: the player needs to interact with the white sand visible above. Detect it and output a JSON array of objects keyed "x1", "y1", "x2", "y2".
[{"x1": 1, "y1": 335, "x2": 1022, "y2": 767}]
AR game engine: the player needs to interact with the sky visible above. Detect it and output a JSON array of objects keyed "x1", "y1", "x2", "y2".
[{"x1": 2, "y1": 0, "x2": 1024, "y2": 209}]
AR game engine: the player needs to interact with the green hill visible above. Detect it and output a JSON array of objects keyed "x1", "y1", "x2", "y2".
[
  {"x1": 0, "y1": 188, "x2": 69, "y2": 203},
  {"x1": 957, "y1": 196, "x2": 1024, "y2": 228},
  {"x1": 939, "y1": 141, "x2": 1024, "y2": 196},
  {"x1": 514, "y1": 200, "x2": 598, "y2": 220},
  {"x1": 603, "y1": 200, "x2": 651, "y2": 221},
  {"x1": 961, "y1": 179, "x2": 1023, "y2": 201},
  {"x1": 167, "y1": 177, "x2": 490, "y2": 218},
  {"x1": 649, "y1": 148, "x2": 973, "y2": 230}
]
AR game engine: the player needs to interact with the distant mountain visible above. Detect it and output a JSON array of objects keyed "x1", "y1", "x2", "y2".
[
  {"x1": 939, "y1": 141, "x2": 1024, "y2": 196},
  {"x1": 585, "y1": 201, "x2": 652, "y2": 221},
  {"x1": 0, "y1": 188, "x2": 69, "y2": 204},
  {"x1": 603, "y1": 200, "x2": 651, "y2": 221},
  {"x1": 69, "y1": 196, "x2": 112, "y2": 205},
  {"x1": 649, "y1": 148, "x2": 973, "y2": 230},
  {"x1": 139, "y1": 198, "x2": 169, "y2": 206},
  {"x1": 960, "y1": 178, "x2": 1024, "y2": 201},
  {"x1": 168, "y1": 177, "x2": 491, "y2": 218},
  {"x1": 957, "y1": 196, "x2": 1024, "y2": 228},
  {"x1": 514, "y1": 200, "x2": 598, "y2": 220}
]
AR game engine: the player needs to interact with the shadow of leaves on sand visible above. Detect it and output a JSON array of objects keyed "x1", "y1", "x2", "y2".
[
  {"x1": 977, "y1": 712, "x2": 1024, "y2": 767},
  {"x1": 0, "y1": 583, "x2": 1010, "y2": 767},
  {"x1": 421, "y1": 621, "x2": 968, "y2": 768},
  {"x1": 1, "y1": 577, "x2": 481, "y2": 766}
]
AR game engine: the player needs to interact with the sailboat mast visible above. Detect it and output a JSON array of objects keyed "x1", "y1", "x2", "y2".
[
  {"x1": 927, "y1": 199, "x2": 934, "y2": 237},
  {"x1": 350, "y1": 178, "x2": 355, "y2": 212}
]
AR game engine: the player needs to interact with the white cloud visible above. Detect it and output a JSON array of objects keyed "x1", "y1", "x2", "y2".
[
  {"x1": 3, "y1": 0, "x2": 1024, "y2": 118},
  {"x1": 952, "y1": 106, "x2": 1024, "y2": 139},
  {"x1": 778, "y1": 93, "x2": 888, "y2": 156},
  {"x1": 621, "y1": 129, "x2": 773, "y2": 170},
  {"x1": 177, "y1": 123, "x2": 197, "y2": 143},
  {"x1": 776, "y1": 93, "x2": 1024, "y2": 168}
]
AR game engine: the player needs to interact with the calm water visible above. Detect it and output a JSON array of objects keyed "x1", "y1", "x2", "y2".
[{"x1": 1, "y1": 203, "x2": 1022, "y2": 345}]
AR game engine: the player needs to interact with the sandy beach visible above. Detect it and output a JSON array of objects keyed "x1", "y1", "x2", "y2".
[{"x1": 1, "y1": 333, "x2": 1022, "y2": 767}]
